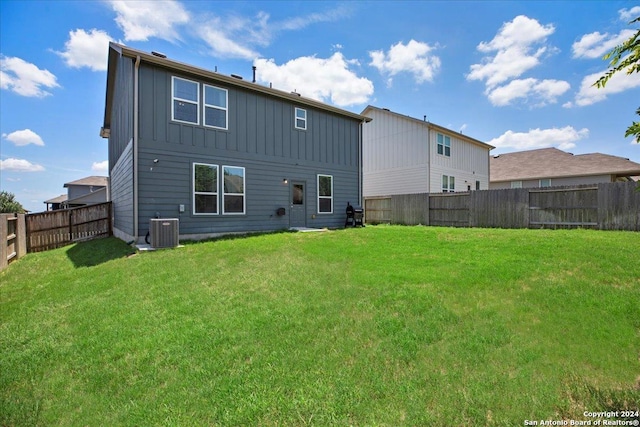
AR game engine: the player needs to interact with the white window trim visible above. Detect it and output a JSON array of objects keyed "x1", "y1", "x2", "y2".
[
  {"x1": 295, "y1": 107, "x2": 307, "y2": 130},
  {"x1": 317, "y1": 174, "x2": 333, "y2": 214},
  {"x1": 193, "y1": 162, "x2": 218, "y2": 216},
  {"x1": 203, "y1": 84, "x2": 228, "y2": 130},
  {"x1": 437, "y1": 133, "x2": 451, "y2": 157},
  {"x1": 511, "y1": 181, "x2": 523, "y2": 189},
  {"x1": 222, "y1": 165, "x2": 246, "y2": 215},
  {"x1": 172, "y1": 76, "x2": 200, "y2": 125},
  {"x1": 442, "y1": 174, "x2": 455, "y2": 193}
]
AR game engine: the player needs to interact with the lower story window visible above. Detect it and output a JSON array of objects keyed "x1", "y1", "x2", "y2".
[
  {"x1": 511, "y1": 181, "x2": 522, "y2": 189},
  {"x1": 194, "y1": 163, "x2": 218, "y2": 214},
  {"x1": 318, "y1": 174, "x2": 333, "y2": 213},
  {"x1": 223, "y1": 166, "x2": 245, "y2": 214},
  {"x1": 442, "y1": 175, "x2": 455, "y2": 193},
  {"x1": 539, "y1": 178, "x2": 551, "y2": 187}
]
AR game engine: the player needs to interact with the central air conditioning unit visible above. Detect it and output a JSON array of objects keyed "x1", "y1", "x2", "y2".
[{"x1": 149, "y1": 218, "x2": 179, "y2": 248}]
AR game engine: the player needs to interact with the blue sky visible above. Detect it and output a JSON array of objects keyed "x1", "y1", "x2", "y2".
[{"x1": 1, "y1": 1, "x2": 639, "y2": 212}]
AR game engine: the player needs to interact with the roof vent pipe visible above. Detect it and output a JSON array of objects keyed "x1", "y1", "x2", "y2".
[
  {"x1": 252, "y1": 66, "x2": 256, "y2": 83},
  {"x1": 424, "y1": 115, "x2": 426, "y2": 121}
]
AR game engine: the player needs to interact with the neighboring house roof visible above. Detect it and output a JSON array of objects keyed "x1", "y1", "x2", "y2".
[
  {"x1": 490, "y1": 147, "x2": 640, "y2": 182},
  {"x1": 66, "y1": 187, "x2": 108, "y2": 205},
  {"x1": 361, "y1": 105, "x2": 495, "y2": 151},
  {"x1": 101, "y1": 43, "x2": 370, "y2": 138},
  {"x1": 63, "y1": 176, "x2": 108, "y2": 187},
  {"x1": 44, "y1": 194, "x2": 68, "y2": 204}
]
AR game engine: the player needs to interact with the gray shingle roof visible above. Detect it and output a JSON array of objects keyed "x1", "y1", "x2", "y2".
[
  {"x1": 63, "y1": 176, "x2": 108, "y2": 187},
  {"x1": 490, "y1": 148, "x2": 640, "y2": 182}
]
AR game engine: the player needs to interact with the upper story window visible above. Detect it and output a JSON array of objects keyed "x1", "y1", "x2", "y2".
[
  {"x1": 437, "y1": 133, "x2": 451, "y2": 157},
  {"x1": 172, "y1": 77, "x2": 199, "y2": 125},
  {"x1": 295, "y1": 107, "x2": 307, "y2": 130},
  {"x1": 204, "y1": 84, "x2": 228, "y2": 130}
]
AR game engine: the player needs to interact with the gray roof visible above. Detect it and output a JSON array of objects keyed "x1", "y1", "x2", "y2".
[
  {"x1": 64, "y1": 176, "x2": 108, "y2": 187},
  {"x1": 44, "y1": 194, "x2": 68, "y2": 204},
  {"x1": 102, "y1": 42, "x2": 371, "y2": 137},
  {"x1": 490, "y1": 147, "x2": 640, "y2": 182},
  {"x1": 361, "y1": 105, "x2": 495, "y2": 150}
]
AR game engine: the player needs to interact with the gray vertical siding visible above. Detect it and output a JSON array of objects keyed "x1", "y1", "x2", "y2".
[
  {"x1": 108, "y1": 54, "x2": 135, "y2": 239},
  {"x1": 108, "y1": 55, "x2": 134, "y2": 172},
  {"x1": 134, "y1": 64, "x2": 361, "y2": 238}
]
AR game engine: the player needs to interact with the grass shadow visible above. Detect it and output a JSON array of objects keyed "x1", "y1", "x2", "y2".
[
  {"x1": 180, "y1": 229, "x2": 295, "y2": 246},
  {"x1": 66, "y1": 237, "x2": 136, "y2": 268}
]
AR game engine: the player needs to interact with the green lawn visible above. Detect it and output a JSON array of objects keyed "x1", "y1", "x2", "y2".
[{"x1": 1, "y1": 226, "x2": 639, "y2": 426}]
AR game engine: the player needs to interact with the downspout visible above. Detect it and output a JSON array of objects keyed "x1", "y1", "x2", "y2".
[
  {"x1": 133, "y1": 55, "x2": 141, "y2": 241},
  {"x1": 358, "y1": 121, "x2": 364, "y2": 207},
  {"x1": 426, "y1": 124, "x2": 431, "y2": 192}
]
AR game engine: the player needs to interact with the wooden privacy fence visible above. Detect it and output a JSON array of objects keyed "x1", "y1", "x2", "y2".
[
  {"x1": 26, "y1": 202, "x2": 113, "y2": 252},
  {"x1": 364, "y1": 181, "x2": 640, "y2": 231},
  {"x1": 1, "y1": 213, "x2": 27, "y2": 270}
]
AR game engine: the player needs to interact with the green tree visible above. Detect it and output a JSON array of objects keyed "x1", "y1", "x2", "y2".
[
  {"x1": 0, "y1": 191, "x2": 25, "y2": 213},
  {"x1": 593, "y1": 16, "x2": 640, "y2": 142}
]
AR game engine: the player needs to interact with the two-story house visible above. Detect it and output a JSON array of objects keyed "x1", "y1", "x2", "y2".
[
  {"x1": 361, "y1": 106, "x2": 493, "y2": 197},
  {"x1": 43, "y1": 176, "x2": 109, "y2": 211},
  {"x1": 100, "y1": 43, "x2": 370, "y2": 243}
]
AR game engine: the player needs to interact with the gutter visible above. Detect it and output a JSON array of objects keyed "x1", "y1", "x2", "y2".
[{"x1": 133, "y1": 55, "x2": 140, "y2": 241}]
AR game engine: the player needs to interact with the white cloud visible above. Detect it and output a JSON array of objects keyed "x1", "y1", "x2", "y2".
[
  {"x1": 467, "y1": 15, "x2": 569, "y2": 107},
  {"x1": 572, "y1": 29, "x2": 635, "y2": 59},
  {"x1": 369, "y1": 39, "x2": 441, "y2": 84},
  {"x1": 0, "y1": 56, "x2": 60, "y2": 97},
  {"x1": 196, "y1": 21, "x2": 261, "y2": 60},
  {"x1": 468, "y1": 15, "x2": 555, "y2": 88},
  {"x1": 92, "y1": 160, "x2": 108, "y2": 172},
  {"x1": 488, "y1": 126, "x2": 589, "y2": 151},
  {"x1": 488, "y1": 78, "x2": 570, "y2": 106},
  {"x1": 2, "y1": 129, "x2": 45, "y2": 147},
  {"x1": 55, "y1": 29, "x2": 113, "y2": 71},
  {"x1": 254, "y1": 53, "x2": 374, "y2": 107},
  {"x1": 569, "y1": 67, "x2": 640, "y2": 107},
  {"x1": 277, "y1": 5, "x2": 352, "y2": 31},
  {"x1": 196, "y1": 7, "x2": 351, "y2": 60},
  {"x1": 0, "y1": 158, "x2": 45, "y2": 172},
  {"x1": 109, "y1": 0, "x2": 189, "y2": 42},
  {"x1": 619, "y1": 6, "x2": 640, "y2": 22}
]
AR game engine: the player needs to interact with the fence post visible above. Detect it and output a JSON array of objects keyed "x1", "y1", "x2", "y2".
[
  {"x1": 0, "y1": 215, "x2": 8, "y2": 270},
  {"x1": 69, "y1": 209, "x2": 74, "y2": 242},
  {"x1": 16, "y1": 214, "x2": 26, "y2": 258}
]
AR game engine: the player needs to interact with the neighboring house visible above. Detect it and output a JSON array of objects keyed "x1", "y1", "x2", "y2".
[
  {"x1": 44, "y1": 194, "x2": 67, "y2": 211},
  {"x1": 43, "y1": 176, "x2": 109, "y2": 211},
  {"x1": 361, "y1": 106, "x2": 494, "y2": 196},
  {"x1": 489, "y1": 148, "x2": 640, "y2": 189},
  {"x1": 64, "y1": 176, "x2": 109, "y2": 208},
  {"x1": 100, "y1": 42, "x2": 370, "y2": 243}
]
